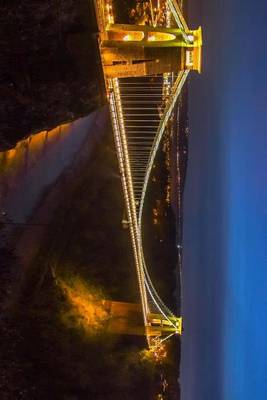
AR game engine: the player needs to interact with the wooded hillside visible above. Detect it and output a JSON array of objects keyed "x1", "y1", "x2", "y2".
[{"x1": 0, "y1": 0, "x2": 105, "y2": 150}]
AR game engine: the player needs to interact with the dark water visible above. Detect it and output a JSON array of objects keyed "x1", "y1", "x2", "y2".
[{"x1": 0, "y1": 110, "x2": 104, "y2": 224}]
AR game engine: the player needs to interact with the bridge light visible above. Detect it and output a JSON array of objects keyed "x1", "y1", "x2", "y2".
[
  {"x1": 187, "y1": 34, "x2": 194, "y2": 43},
  {"x1": 148, "y1": 35, "x2": 156, "y2": 41}
]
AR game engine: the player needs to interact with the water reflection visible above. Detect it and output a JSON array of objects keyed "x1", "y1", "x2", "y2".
[
  {"x1": 0, "y1": 123, "x2": 71, "y2": 199},
  {"x1": 0, "y1": 113, "x2": 100, "y2": 222}
]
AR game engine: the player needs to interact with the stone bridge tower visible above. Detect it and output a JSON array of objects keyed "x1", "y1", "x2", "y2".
[{"x1": 100, "y1": 24, "x2": 202, "y2": 79}]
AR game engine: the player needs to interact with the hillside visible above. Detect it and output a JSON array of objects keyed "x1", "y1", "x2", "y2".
[{"x1": 0, "y1": 0, "x2": 105, "y2": 150}]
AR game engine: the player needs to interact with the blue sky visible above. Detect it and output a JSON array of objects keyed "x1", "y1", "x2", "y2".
[{"x1": 181, "y1": 1, "x2": 267, "y2": 399}]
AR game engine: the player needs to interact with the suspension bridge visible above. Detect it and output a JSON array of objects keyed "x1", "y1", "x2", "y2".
[{"x1": 94, "y1": 0, "x2": 202, "y2": 349}]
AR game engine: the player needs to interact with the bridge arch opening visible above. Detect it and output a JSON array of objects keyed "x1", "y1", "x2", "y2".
[
  {"x1": 107, "y1": 31, "x2": 145, "y2": 42},
  {"x1": 147, "y1": 32, "x2": 176, "y2": 42}
]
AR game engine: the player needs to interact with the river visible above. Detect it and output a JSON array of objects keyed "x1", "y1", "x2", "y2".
[{"x1": 0, "y1": 109, "x2": 106, "y2": 224}]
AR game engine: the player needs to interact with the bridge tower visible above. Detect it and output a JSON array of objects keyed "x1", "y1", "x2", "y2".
[{"x1": 101, "y1": 24, "x2": 202, "y2": 79}]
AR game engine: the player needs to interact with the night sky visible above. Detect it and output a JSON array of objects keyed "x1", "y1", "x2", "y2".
[{"x1": 181, "y1": 0, "x2": 267, "y2": 399}]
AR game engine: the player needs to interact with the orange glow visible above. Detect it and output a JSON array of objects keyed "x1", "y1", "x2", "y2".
[
  {"x1": 5, "y1": 148, "x2": 17, "y2": 160},
  {"x1": 141, "y1": 340, "x2": 168, "y2": 364},
  {"x1": 148, "y1": 32, "x2": 176, "y2": 42},
  {"x1": 57, "y1": 276, "x2": 108, "y2": 333},
  {"x1": 148, "y1": 35, "x2": 156, "y2": 41},
  {"x1": 121, "y1": 31, "x2": 144, "y2": 41},
  {"x1": 0, "y1": 123, "x2": 71, "y2": 174},
  {"x1": 149, "y1": 339, "x2": 168, "y2": 363}
]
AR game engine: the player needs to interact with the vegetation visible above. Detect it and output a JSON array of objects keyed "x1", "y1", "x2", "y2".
[
  {"x1": 0, "y1": 0, "x2": 105, "y2": 151},
  {"x1": 112, "y1": 0, "x2": 136, "y2": 23}
]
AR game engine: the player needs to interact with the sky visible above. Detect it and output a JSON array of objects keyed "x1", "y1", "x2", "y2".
[{"x1": 181, "y1": 1, "x2": 267, "y2": 399}]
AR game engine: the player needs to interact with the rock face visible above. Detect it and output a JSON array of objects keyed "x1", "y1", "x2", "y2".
[{"x1": 0, "y1": 0, "x2": 106, "y2": 151}]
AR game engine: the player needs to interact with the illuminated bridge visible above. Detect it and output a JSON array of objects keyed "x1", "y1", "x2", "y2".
[{"x1": 94, "y1": 0, "x2": 202, "y2": 348}]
